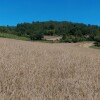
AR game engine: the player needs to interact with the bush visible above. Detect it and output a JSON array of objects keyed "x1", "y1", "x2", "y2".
[
  {"x1": 94, "y1": 35, "x2": 100, "y2": 46},
  {"x1": 94, "y1": 42, "x2": 100, "y2": 46},
  {"x1": 64, "y1": 38, "x2": 72, "y2": 43},
  {"x1": 62, "y1": 33, "x2": 67, "y2": 40},
  {"x1": 73, "y1": 37, "x2": 79, "y2": 43},
  {"x1": 29, "y1": 32, "x2": 44, "y2": 40},
  {"x1": 62, "y1": 34, "x2": 86, "y2": 43}
]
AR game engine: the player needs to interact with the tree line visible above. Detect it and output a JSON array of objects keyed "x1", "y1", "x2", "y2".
[{"x1": 0, "y1": 21, "x2": 100, "y2": 46}]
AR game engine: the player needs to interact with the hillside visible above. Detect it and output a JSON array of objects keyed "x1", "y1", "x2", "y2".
[{"x1": 0, "y1": 21, "x2": 100, "y2": 43}]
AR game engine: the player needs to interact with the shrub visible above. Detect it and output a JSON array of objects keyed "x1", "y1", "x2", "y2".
[
  {"x1": 29, "y1": 32, "x2": 44, "y2": 40},
  {"x1": 94, "y1": 35, "x2": 100, "y2": 46}
]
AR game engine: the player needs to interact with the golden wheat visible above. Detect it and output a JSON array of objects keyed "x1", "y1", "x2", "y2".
[{"x1": 0, "y1": 38, "x2": 99, "y2": 100}]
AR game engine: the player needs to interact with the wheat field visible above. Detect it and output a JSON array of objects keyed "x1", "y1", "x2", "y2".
[{"x1": 0, "y1": 38, "x2": 100, "y2": 100}]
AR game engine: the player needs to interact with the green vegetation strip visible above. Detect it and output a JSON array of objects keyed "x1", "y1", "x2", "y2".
[
  {"x1": 90, "y1": 46, "x2": 100, "y2": 49},
  {"x1": 0, "y1": 33, "x2": 30, "y2": 41}
]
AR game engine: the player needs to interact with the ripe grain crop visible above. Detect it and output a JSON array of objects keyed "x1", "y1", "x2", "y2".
[{"x1": 0, "y1": 38, "x2": 100, "y2": 100}]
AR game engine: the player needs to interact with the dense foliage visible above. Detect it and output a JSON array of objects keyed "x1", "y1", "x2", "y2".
[
  {"x1": 94, "y1": 34, "x2": 100, "y2": 46},
  {"x1": 0, "y1": 21, "x2": 100, "y2": 43}
]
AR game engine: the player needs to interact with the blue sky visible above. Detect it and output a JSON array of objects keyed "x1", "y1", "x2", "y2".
[{"x1": 0, "y1": 0, "x2": 100, "y2": 26}]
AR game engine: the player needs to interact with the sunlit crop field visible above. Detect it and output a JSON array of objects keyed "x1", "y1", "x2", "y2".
[{"x1": 0, "y1": 38, "x2": 100, "y2": 100}]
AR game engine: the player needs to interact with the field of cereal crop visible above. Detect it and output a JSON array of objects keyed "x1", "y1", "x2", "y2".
[{"x1": 0, "y1": 38, "x2": 100, "y2": 100}]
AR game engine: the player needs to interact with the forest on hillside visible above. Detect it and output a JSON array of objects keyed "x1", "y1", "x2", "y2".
[{"x1": 0, "y1": 21, "x2": 100, "y2": 45}]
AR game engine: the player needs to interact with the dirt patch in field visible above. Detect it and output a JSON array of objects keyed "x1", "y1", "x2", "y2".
[
  {"x1": 43, "y1": 36, "x2": 62, "y2": 41},
  {"x1": 78, "y1": 42, "x2": 94, "y2": 48}
]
